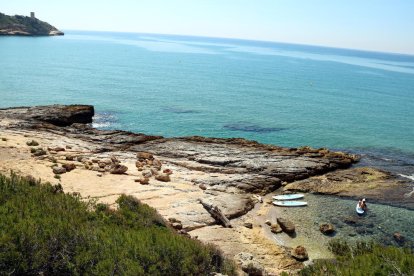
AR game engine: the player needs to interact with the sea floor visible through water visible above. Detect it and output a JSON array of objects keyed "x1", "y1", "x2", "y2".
[{"x1": 266, "y1": 193, "x2": 414, "y2": 259}]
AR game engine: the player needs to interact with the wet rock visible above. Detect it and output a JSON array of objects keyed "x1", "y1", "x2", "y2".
[
  {"x1": 110, "y1": 164, "x2": 128, "y2": 174},
  {"x1": 155, "y1": 173, "x2": 171, "y2": 182},
  {"x1": 53, "y1": 166, "x2": 67, "y2": 174},
  {"x1": 291, "y1": 246, "x2": 308, "y2": 261},
  {"x1": 393, "y1": 232, "x2": 405, "y2": 244},
  {"x1": 62, "y1": 163, "x2": 76, "y2": 172},
  {"x1": 271, "y1": 223, "x2": 283, "y2": 234},
  {"x1": 137, "y1": 152, "x2": 153, "y2": 160},
  {"x1": 277, "y1": 218, "x2": 295, "y2": 234},
  {"x1": 26, "y1": 105, "x2": 94, "y2": 126},
  {"x1": 244, "y1": 222, "x2": 253, "y2": 229},
  {"x1": 320, "y1": 223, "x2": 335, "y2": 235}
]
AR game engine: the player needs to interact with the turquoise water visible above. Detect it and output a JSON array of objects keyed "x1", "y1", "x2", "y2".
[{"x1": 1, "y1": 31, "x2": 413, "y2": 175}]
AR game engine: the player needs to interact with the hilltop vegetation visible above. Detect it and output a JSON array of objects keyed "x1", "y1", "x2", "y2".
[
  {"x1": 0, "y1": 173, "x2": 235, "y2": 275},
  {"x1": 0, "y1": 12, "x2": 63, "y2": 35}
]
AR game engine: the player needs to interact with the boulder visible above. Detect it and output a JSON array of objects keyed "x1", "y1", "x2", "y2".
[
  {"x1": 91, "y1": 164, "x2": 100, "y2": 171},
  {"x1": 320, "y1": 223, "x2": 335, "y2": 235},
  {"x1": 27, "y1": 105, "x2": 94, "y2": 126},
  {"x1": 150, "y1": 168, "x2": 159, "y2": 176},
  {"x1": 271, "y1": 223, "x2": 283, "y2": 234},
  {"x1": 32, "y1": 148, "x2": 46, "y2": 156},
  {"x1": 291, "y1": 246, "x2": 308, "y2": 261},
  {"x1": 26, "y1": 140, "x2": 39, "y2": 146},
  {"x1": 137, "y1": 152, "x2": 153, "y2": 160},
  {"x1": 65, "y1": 155, "x2": 75, "y2": 161},
  {"x1": 393, "y1": 232, "x2": 405, "y2": 244},
  {"x1": 110, "y1": 164, "x2": 128, "y2": 174},
  {"x1": 135, "y1": 177, "x2": 150, "y2": 185},
  {"x1": 265, "y1": 220, "x2": 271, "y2": 226},
  {"x1": 199, "y1": 184, "x2": 207, "y2": 190},
  {"x1": 163, "y1": 168, "x2": 173, "y2": 175},
  {"x1": 62, "y1": 163, "x2": 76, "y2": 172},
  {"x1": 135, "y1": 161, "x2": 143, "y2": 168},
  {"x1": 155, "y1": 173, "x2": 171, "y2": 182},
  {"x1": 142, "y1": 170, "x2": 152, "y2": 178},
  {"x1": 53, "y1": 166, "x2": 67, "y2": 174},
  {"x1": 277, "y1": 218, "x2": 295, "y2": 234}
]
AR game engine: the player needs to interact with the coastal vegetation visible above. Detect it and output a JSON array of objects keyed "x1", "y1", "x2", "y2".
[
  {"x1": 0, "y1": 173, "x2": 235, "y2": 275},
  {"x1": 298, "y1": 239, "x2": 414, "y2": 275},
  {"x1": 0, "y1": 12, "x2": 63, "y2": 36}
]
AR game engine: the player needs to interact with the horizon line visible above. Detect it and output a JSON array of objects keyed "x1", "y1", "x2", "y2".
[{"x1": 62, "y1": 28, "x2": 414, "y2": 57}]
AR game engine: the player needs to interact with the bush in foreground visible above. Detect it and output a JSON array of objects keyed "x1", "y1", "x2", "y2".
[
  {"x1": 0, "y1": 173, "x2": 236, "y2": 275},
  {"x1": 298, "y1": 239, "x2": 414, "y2": 275}
]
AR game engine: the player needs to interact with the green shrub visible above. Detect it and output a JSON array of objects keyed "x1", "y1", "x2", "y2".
[
  {"x1": 0, "y1": 173, "x2": 236, "y2": 275},
  {"x1": 299, "y1": 239, "x2": 414, "y2": 275}
]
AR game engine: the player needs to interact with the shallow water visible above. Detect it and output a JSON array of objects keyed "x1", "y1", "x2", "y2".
[{"x1": 268, "y1": 194, "x2": 414, "y2": 259}]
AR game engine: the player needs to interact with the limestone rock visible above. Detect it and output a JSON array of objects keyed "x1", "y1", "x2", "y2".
[
  {"x1": 110, "y1": 164, "x2": 128, "y2": 174},
  {"x1": 277, "y1": 218, "x2": 295, "y2": 234},
  {"x1": 291, "y1": 246, "x2": 308, "y2": 261},
  {"x1": 135, "y1": 177, "x2": 149, "y2": 185},
  {"x1": 137, "y1": 152, "x2": 153, "y2": 160},
  {"x1": 235, "y1": 252, "x2": 265, "y2": 276},
  {"x1": 155, "y1": 173, "x2": 171, "y2": 182}
]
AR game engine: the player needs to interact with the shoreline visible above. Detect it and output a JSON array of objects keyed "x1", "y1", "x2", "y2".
[{"x1": 1, "y1": 104, "x2": 413, "y2": 274}]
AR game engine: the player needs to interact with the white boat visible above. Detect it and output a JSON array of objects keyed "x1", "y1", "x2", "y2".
[
  {"x1": 273, "y1": 200, "x2": 307, "y2": 207},
  {"x1": 272, "y1": 193, "x2": 304, "y2": 200}
]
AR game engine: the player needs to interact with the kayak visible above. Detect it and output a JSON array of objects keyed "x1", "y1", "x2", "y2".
[
  {"x1": 272, "y1": 194, "x2": 304, "y2": 200},
  {"x1": 356, "y1": 204, "x2": 365, "y2": 215},
  {"x1": 273, "y1": 201, "x2": 307, "y2": 207}
]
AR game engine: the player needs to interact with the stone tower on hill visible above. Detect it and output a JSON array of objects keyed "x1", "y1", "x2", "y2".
[{"x1": 30, "y1": 12, "x2": 35, "y2": 18}]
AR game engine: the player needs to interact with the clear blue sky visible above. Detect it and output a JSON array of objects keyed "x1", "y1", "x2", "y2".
[{"x1": 3, "y1": 0, "x2": 414, "y2": 54}]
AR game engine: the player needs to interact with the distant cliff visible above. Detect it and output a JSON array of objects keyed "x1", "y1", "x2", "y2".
[{"x1": 0, "y1": 12, "x2": 64, "y2": 36}]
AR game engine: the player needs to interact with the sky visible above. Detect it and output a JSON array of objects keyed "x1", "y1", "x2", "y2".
[{"x1": 2, "y1": 0, "x2": 414, "y2": 54}]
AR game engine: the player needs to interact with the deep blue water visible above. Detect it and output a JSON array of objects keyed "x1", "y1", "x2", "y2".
[{"x1": 1, "y1": 31, "x2": 413, "y2": 176}]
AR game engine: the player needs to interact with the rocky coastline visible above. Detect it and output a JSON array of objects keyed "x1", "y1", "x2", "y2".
[{"x1": 0, "y1": 104, "x2": 412, "y2": 275}]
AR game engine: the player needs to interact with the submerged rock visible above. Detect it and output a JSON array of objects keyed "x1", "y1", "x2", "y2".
[
  {"x1": 291, "y1": 246, "x2": 308, "y2": 261},
  {"x1": 320, "y1": 223, "x2": 335, "y2": 235}
]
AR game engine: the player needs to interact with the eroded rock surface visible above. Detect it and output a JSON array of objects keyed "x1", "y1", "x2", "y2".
[{"x1": 284, "y1": 167, "x2": 414, "y2": 209}]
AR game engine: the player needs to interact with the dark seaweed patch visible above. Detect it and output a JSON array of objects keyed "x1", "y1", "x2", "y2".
[{"x1": 223, "y1": 122, "x2": 287, "y2": 133}]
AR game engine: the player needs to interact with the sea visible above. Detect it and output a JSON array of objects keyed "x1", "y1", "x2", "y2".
[{"x1": 1, "y1": 31, "x2": 413, "y2": 179}]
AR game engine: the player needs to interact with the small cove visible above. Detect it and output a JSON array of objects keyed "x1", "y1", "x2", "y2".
[{"x1": 265, "y1": 193, "x2": 414, "y2": 260}]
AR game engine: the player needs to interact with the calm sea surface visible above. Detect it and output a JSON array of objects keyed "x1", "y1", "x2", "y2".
[{"x1": 1, "y1": 31, "x2": 413, "y2": 177}]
